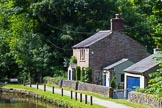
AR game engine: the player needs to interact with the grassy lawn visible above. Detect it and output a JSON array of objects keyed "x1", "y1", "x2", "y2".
[{"x1": 1, "y1": 84, "x2": 106, "y2": 108}]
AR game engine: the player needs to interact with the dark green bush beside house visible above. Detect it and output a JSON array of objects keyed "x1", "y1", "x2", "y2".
[
  {"x1": 75, "y1": 66, "x2": 81, "y2": 81},
  {"x1": 81, "y1": 67, "x2": 92, "y2": 83},
  {"x1": 70, "y1": 56, "x2": 77, "y2": 64},
  {"x1": 43, "y1": 76, "x2": 66, "y2": 85}
]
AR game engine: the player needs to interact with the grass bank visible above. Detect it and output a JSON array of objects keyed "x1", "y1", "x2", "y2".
[{"x1": 2, "y1": 84, "x2": 106, "y2": 108}]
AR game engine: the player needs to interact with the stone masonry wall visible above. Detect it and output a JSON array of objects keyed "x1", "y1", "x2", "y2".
[
  {"x1": 78, "y1": 82, "x2": 113, "y2": 97},
  {"x1": 62, "y1": 80, "x2": 77, "y2": 90},
  {"x1": 61, "y1": 80, "x2": 113, "y2": 98},
  {"x1": 129, "y1": 91, "x2": 162, "y2": 108}
]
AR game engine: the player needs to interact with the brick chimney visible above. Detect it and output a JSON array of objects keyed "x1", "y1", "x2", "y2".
[{"x1": 110, "y1": 14, "x2": 123, "y2": 31}]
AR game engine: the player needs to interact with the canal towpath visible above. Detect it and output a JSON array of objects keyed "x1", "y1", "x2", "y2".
[{"x1": 28, "y1": 84, "x2": 132, "y2": 108}]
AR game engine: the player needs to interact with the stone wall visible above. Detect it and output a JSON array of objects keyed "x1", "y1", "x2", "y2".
[
  {"x1": 0, "y1": 88, "x2": 36, "y2": 96},
  {"x1": 62, "y1": 80, "x2": 77, "y2": 90},
  {"x1": 78, "y1": 82, "x2": 113, "y2": 97},
  {"x1": 129, "y1": 91, "x2": 162, "y2": 108},
  {"x1": 61, "y1": 80, "x2": 113, "y2": 98}
]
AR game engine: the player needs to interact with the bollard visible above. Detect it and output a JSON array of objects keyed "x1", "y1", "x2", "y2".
[
  {"x1": 80, "y1": 93, "x2": 82, "y2": 102},
  {"x1": 85, "y1": 95, "x2": 87, "y2": 104},
  {"x1": 44, "y1": 84, "x2": 46, "y2": 91},
  {"x1": 61, "y1": 88, "x2": 63, "y2": 96},
  {"x1": 52, "y1": 86, "x2": 54, "y2": 94},
  {"x1": 71, "y1": 91, "x2": 73, "y2": 99},
  {"x1": 36, "y1": 83, "x2": 38, "y2": 89},
  {"x1": 75, "y1": 92, "x2": 77, "y2": 100},
  {"x1": 90, "y1": 96, "x2": 93, "y2": 105}
]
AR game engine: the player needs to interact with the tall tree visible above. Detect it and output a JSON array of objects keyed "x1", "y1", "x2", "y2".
[{"x1": 116, "y1": 0, "x2": 156, "y2": 52}]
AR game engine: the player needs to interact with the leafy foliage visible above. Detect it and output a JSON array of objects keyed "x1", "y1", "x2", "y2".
[
  {"x1": 75, "y1": 66, "x2": 81, "y2": 81},
  {"x1": 111, "y1": 73, "x2": 117, "y2": 89},
  {"x1": 81, "y1": 67, "x2": 92, "y2": 83},
  {"x1": 43, "y1": 76, "x2": 67, "y2": 85},
  {"x1": 0, "y1": 0, "x2": 161, "y2": 83},
  {"x1": 142, "y1": 0, "x2": 162, "y2": 97},
  {"x1": 70, "y1": 56, "x2": 77, "y2": 63},
  {"x1": 144, "y1": 53, "x2": 162, "y2": 97}
]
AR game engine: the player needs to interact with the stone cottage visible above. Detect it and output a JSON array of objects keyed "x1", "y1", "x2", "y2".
[{"x1": 68, "y1": 14, "x2": 148, "y2": 86}]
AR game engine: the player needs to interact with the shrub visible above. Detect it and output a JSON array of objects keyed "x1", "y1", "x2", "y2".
[
  {"x1": 70, "y1": 56, "x2": 77, "y2": 63},
  {"x1": 110, "y1": 73, "x2": 116, "y2": 89},
  {"x1": 81, "y1": 67, "x2": 85, "y2": 82},
  {"x1": 75, "y1": 66, "x2": 81, "y2": 81},
  {"x1": 81, "y1": 67, "x2": 92, "y2": 83},
  {"x1": 43, "y1": 76, "x2": 66, "y2": 85},
  {"x1": 144, "y1": 55, "x2": 162, "y2": 97}
]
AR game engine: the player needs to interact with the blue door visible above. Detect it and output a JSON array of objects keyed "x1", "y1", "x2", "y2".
[
  {"x1": 103, "y1": 75, "x2": 106, "y2": 86},
  {"x1": 126, "y1": 76, "x2": 140, "y2": 98},
  {"x1": 69, "y1": 70, "x2": 71, "y2": 80}
]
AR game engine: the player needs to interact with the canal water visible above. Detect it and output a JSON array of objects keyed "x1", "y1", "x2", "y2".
[{"x1": 0, "y1": 92, "x2": 60, "y2": 108}]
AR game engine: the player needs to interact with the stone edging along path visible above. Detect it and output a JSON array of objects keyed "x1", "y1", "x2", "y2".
[{"x1": 28, "y1": 84, "x2": 132, "y2": 108}]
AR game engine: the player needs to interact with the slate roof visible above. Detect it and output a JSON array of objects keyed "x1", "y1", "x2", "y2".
[
  {"x1": 103, "y1": 58, "x2": 129, "y2": 70},
  {"x1": 73, "y1": 30, "x2": 112, "y2": 48},
  {"x1": 124, "y1": 54, "x2": 162, "y2": 73}
]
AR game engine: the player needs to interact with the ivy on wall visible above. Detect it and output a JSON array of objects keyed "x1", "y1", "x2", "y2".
[
  {"x1": 75, "y1": 66, "x2": 81, "y2": 81},
  {"x1": 81, "y1": 67, "x2": 92, "y2": 83}
]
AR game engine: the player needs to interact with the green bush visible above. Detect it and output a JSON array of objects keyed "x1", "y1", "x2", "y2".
[
  {"x1": 110, "y1": 73, "x2": 116, "y2": 89},
  {"x1": 81, "y1": 67, "x2": 85, "y2": 82},
  {"x1": 70, "y1": 56, "x2": 77, "y2": 63},
  {"x1": 111, "y1": 80, "x2": 116, "y2": 89},
  {"x1": 135, "y1": 87, "x2": 145, "y2": 93},
  {"x1": 43, "y1": 76, "x2": 66, "y2": 85},
  {"x1": 81, "y1": 67, "x2": 92, "y2": 83},
  {"x1": 75, "y1": 66, "x2": 81, "y2": 81},
  {"x1": 52, "y1": 68, "x2": 67, "y2": 77}
]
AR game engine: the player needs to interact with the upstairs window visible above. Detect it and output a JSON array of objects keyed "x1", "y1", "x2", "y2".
[{"x1": 80, "y1": 49, "x2": 85, "y2": 61}]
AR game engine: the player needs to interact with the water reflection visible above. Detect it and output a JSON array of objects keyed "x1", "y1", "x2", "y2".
[{"x1": 0, "y1": 92, "x2": 60, "y2": 108}]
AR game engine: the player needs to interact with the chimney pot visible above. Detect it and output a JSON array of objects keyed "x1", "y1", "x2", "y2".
[{"x1": 115, "y1": 14, "x2": 119, "y2": 19}]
